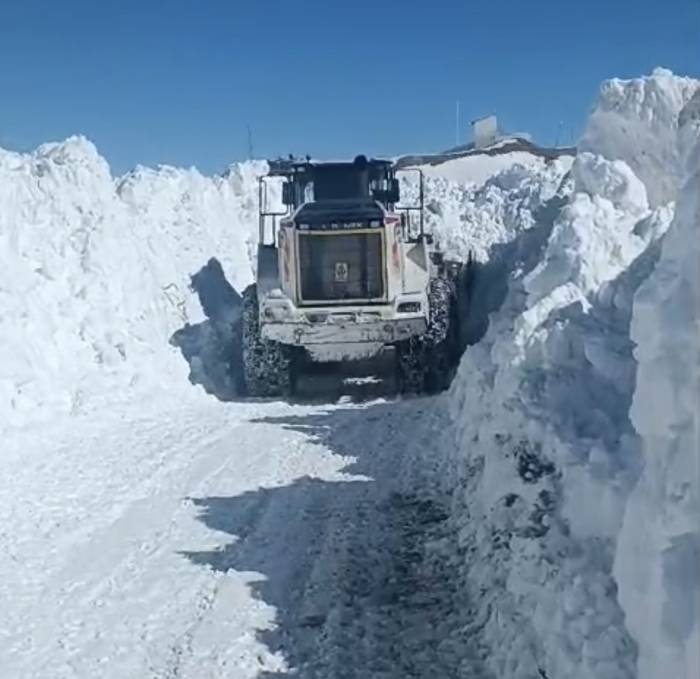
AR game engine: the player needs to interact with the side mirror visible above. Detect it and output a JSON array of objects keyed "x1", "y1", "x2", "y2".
[
  {"x1": 388, "y1": 178, "x2": 400, "y2": 204},
  {"x1": 282, "y1": 182, "x2": 294, "y2": 206}
]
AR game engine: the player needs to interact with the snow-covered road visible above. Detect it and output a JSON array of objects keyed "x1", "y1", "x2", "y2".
[{"x1": 1, "y1": 393, "x2": 481, "y2": 679}]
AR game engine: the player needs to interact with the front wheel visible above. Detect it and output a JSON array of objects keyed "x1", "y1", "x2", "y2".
[
  {"x1": 240, "y1": 284, "x2": 295, "y2": 398},
  {"x1": 396, "y1": 277, "x2": 458, "y2": 395}
]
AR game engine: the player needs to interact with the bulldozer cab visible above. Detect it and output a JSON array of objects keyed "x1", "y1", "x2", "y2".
[
  {"x1": 258, "y1": 156, "x2": 425, "y2": 245},
  {"x1": 273, "y1": 156, "x2": 397, "y2": 207}
]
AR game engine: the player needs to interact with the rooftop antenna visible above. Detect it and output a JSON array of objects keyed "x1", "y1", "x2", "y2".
[
  {"x1": 554, "y1": 120, "x2": 564, "y2": 147},
  {"x1": 455, "y1": 100, "x2": 461, "y2": 147},
  {"x1": 246, "y1": 124, "x2": 254, "y2": 160}
]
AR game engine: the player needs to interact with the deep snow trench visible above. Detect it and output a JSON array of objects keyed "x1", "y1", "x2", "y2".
[
  {"x1": 1, "y1": 101, "x2": 563, "y2": 679},
  {"x1": 1, "y1": 68, "x2": 698, "y2": 679}
]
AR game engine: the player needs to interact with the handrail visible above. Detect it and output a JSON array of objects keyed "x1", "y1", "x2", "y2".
[
  {"x1": 395, "y1": 168, "x2": 425, "y2": 240},
  {"x1": 258, "y1": 176, "x2": 288, "y2": 246}
]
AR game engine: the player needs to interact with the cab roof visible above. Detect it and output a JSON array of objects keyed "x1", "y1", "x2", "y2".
[{"x1": 267, "y1": 155, "x2": 393, "y2": 177}]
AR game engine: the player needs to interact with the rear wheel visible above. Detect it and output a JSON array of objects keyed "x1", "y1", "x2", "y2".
[
  {"x1": 396, "y1": 337, "x2": 427, "y2": 394},
  {"x1": 241, "y1": 284, "x2": 295, "y2": 398}
]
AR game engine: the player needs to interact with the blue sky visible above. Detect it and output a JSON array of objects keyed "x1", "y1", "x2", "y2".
[{"x1": 1, "y1": 0, "x2": 698, "y2": 175}]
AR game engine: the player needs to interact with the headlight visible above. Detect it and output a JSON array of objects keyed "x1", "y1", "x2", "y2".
[
  {"x1": 262, "y1": 303, "x2": 292, "y2": 320},
  {"x1": 397, "y1": 302, "x2": 421, "y2": 313}
]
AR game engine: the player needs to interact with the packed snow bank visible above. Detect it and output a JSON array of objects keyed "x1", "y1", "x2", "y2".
[
  {"x1": 399, "y1": 136, "x2": 575, "y2": 189},
  {"x1": 614, "y1": 87, "x2": 700, "y2": 679},
  {"x1": 445, "y1": 70, "x2": 698, "y2": 679},
  {"x1": 403, "y1": 157, "x2": 573, "y2": 262},
  {"x1": 419, "y1": 150, "x2": 548, "y2": 186},
  {"x1": 0, "y1": 138, "x2": 263, "y2": 430}
]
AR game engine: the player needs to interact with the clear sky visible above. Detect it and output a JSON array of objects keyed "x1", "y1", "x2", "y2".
[{"x1": 1, "y1": 0, "x2": 698, "y2": 175}]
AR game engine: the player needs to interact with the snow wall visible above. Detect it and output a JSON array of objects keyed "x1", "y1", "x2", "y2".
[
  {"x1": 0, "y1": 143, "x2": 266, "y2": 428},
  {"x1": 615, "y1": 84, "x2": 700, "y2": 679},
  {"x1": 445, "y1": 68, "x2": 699, "y2": 679},
  {"x1": 0, "y1": 135, "x2": 569, "y2": 431}
]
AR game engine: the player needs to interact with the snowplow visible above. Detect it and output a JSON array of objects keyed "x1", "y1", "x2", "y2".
[{"x1": 240, "y1": 155, "x2": 465, "y2": 397}]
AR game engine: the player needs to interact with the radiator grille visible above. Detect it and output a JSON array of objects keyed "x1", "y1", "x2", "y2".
[{"x1": 298, "y1": 232, "x2": 384, "y2": 302}]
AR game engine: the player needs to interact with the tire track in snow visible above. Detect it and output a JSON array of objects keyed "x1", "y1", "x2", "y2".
[{"x1": 3, "y1": 395, "x2": 490, "y2": 678}]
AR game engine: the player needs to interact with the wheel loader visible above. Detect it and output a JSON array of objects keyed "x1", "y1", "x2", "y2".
[{"x1": 240, "y1": 155, "x2": 464, "y2": 397}]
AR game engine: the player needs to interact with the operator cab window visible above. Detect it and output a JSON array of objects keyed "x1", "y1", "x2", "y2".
[{"x1": 312, "y1": 167, "x2": 367, "y2": 201}]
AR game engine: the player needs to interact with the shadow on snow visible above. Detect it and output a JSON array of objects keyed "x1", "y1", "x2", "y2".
[
  {"x1": 180, "y1": 402, "x2": 485, "y2": 678},
  {"x1": 170, "y1": 257, "x2": 244, "y2": 402}
]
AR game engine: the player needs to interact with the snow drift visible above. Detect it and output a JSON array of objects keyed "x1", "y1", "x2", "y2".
[
  {"x1": 445, "y1": 69, "x2": 699, "y2": 679},
  {"x1": 0, "y1": 141, "x2": 265, "y2": 429}
]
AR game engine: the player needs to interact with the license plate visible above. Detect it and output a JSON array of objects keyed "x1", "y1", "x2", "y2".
[{"x1": 334, "y1": 261, "x2": 349, "y2": 282}]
